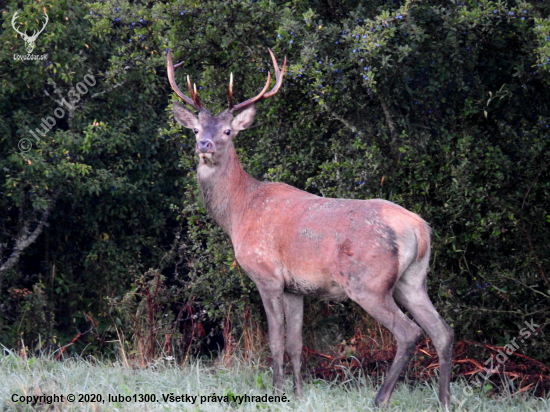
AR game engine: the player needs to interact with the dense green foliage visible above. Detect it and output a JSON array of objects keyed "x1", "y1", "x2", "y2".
[{"x1": 0, "y1": 0, "x2": 549, "y2": 366}]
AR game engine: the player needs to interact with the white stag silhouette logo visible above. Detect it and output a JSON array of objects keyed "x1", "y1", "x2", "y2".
[{"x1": 12, "y1": 10, "x2": 49, "y2": 54}]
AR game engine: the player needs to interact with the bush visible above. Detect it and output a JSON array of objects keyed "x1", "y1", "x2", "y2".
[{"x1": 0, "y1": 0, "x2": 548, "y2": 364}]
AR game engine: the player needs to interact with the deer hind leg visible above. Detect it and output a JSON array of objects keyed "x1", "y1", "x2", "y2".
[
  {"x1": 283, "y1": 292, "x2": 304, "y2": 398},
  {"x1": 394, "y1": 258, "x2": 454, "y2": 411},
  {"x1": 350, "y1": 286, "x2": 424, "y2": 406},
  {"x1": 258, "y1": 288, "x2": 286, "y2": 394}
]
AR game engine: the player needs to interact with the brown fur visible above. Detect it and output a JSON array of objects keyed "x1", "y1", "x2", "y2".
[{"x1": 170, "y1": 88, "x2": 452, "y2": 411}]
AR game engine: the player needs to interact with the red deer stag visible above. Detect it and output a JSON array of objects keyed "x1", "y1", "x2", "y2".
[{"x1": 167, "y1": 49, "x2": 453, "y2": 409}]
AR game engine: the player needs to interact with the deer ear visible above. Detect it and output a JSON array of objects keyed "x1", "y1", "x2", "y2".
[
  {"x1": 231, "y1": 105, "x2": 256, "y2": 131},
  {"x1": 173, "y1": 101, "x2": 198, "y2": 129}
]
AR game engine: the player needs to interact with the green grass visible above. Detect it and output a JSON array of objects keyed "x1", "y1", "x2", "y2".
[{"x1": 0, "y1": 349, "x2": 548, "y2": 411}]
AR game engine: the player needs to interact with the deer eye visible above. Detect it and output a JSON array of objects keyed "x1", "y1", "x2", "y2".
[
  {"x1": 224, "y1": 129, "x2": 231, "y2": 136},
  {"x1": 193, "y1": 128, "x2": 199, "y2": 134}
]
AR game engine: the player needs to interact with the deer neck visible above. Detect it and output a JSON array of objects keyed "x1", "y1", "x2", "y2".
[{"x1": 196, "y1": 144, "x2": 260, "y2": 236}]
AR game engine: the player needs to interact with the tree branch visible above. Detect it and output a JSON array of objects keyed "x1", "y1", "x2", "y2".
[
  {"x1": 380, "y1": 96, "x2": 396, "y2": 134},
  {"x1": 0, "y1": 192, "x2": 59, "y2": 280},
  {"x1": 321, "y1": 104, "x2": 362, "y2": 135}
]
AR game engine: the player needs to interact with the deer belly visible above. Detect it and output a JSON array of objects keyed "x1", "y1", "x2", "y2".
[{"x1": 284, "y1": 274, "x2": 348, "y2": 301}]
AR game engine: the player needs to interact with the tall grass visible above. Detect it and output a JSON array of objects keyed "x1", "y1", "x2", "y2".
[{"x1": 1, "y1": 347, "x2": 548, "y2": 411}]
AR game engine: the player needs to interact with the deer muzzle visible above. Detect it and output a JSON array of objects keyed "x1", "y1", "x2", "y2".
[{"x1": 196, "y1": 140, "x2": 215, "y2": 154}]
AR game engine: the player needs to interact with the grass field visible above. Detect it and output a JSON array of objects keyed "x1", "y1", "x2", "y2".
[{"x1": 1, "y1": 349, "x2": 548, "y2": 411}]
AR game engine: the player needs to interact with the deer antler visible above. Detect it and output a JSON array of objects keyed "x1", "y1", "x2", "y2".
[
  {"x1": 11, "y1": 11, "x2": 48, "y2": 41},
  {"x1": 11, "y1": 11, "x2": 27, "y2": 39},
  {"x1": 29, "y1": 12, "x2": 48, "y2": 41},
  {"x1": 166, "y1": 49, "x2": 202, "y2": 110},
  {"x1": 263, "y1": 48, "x2": 287, "y2": 99},
  {"x1": 167, "y1": 48, "x2": 286, "y2": 112},
  {"x1": 229, "y1": 49, "x2": 286, "y2": 112}
]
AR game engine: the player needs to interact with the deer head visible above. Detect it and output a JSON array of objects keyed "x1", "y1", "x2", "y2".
[
  {"x1": 168, "y1": 49, "x2": 286, "y2": 174},
  {"x1": 12, "y1": 10, "x2": 49, "y2": 54}
]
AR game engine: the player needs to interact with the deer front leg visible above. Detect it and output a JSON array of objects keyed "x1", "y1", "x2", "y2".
[
  {"x1": 283, "y1": 292, "x2": 304, "y2": 398},
  {"x1": 258, "y1": 288, "x2": 285, "y2": 394}
]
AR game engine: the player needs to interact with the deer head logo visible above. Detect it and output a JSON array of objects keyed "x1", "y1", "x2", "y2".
[{"x1": 12, "y1": 10, "x2": 49, "y2": 54}]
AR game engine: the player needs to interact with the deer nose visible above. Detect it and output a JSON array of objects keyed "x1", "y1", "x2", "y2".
[{"x1": 196, "y1": 140, "x2": 215, "y2": 153}]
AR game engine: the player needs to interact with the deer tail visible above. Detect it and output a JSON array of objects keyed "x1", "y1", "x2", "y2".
[{"x1": 415, "y1": 219, "x2": 431, "y2": 262}]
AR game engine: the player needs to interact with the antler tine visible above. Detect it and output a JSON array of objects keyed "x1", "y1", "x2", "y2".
[
  {"x1": 193, "y1": 83, "x2": 202, "y2": 108},
  {"x1": 230, "y1": 49, "x2": 286, "y2": 112},
  {"x1": 186, "y1": 75, "x2": 193, "y2": 98},
  {"x1": 228, "y1": 73, "x2": 234, "y2": 110},
  {"x1": 263, "y1": 49, "x2": 287, "y2": 99},
  {"x1": 184, "y1": 76, "x2": 202, "y2": 109},
  {"x1": 166, "y1": 49, "x2": 200, "y2": 110},
  {"x1": 30, "y1": 12, "x2": 49, "y2": 40},
  {"x1": 11, "y1": 11, "x2": 26, "y2": 37}
]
